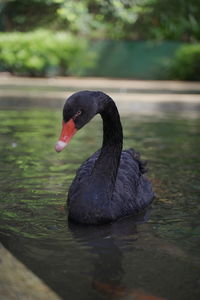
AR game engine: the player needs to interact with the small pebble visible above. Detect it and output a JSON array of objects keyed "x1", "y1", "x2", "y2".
[
  {"x1": 11, "y1": 142, "x2": 17, "y2": 148},
  {"x1": 47, "y1": 225, "x2": 58, "y2": 231}
]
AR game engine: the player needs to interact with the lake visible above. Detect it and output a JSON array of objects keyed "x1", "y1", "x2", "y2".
[{"x1": 0, "y1": 95, "x2": 200, "y2": 300}]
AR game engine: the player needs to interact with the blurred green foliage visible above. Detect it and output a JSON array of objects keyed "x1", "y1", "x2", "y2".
[
  {"x1": 0, "y1": 0, "x2": 199, "y2": 79},
  {"x1": 170, "y1": 44, "x2": 200, "y2": 81},
  {"x1": 1, "y1": 0, "x2": 200, "y2": 41},
  {"x1": 0, "y1": 29, "x2": 199, "y2": 80},
  {"x1": 0, "y1": 0, "x2": 61, "y2": 31},
  {"x1": 0, "y1": 30, "x2": 95, "y2": 76}
]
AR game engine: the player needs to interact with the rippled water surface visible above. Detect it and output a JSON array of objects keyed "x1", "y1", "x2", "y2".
[{"x1": 0, "y1": 101, "x2": 200, "y2": 300}]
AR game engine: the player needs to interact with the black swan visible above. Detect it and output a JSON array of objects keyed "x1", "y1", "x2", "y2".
[{"x1": 55, "y1": 91, "x2": 154, "y2": 224}]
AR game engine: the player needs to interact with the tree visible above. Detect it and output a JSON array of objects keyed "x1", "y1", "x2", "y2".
[
  {"x1": 0, "y1": 0, "x2": 199, "y2": 41},
  {"x1": 0, "y1": 0, "x2": 60, "y2": 31}
]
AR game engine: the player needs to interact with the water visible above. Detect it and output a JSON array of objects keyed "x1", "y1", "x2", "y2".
[{"x1": 0, "y1": 99, "x2": 200, "y2": 300}]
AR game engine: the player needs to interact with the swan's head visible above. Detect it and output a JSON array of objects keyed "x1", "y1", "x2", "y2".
[{"x1": 55, "y1": 91, "x2": 103, "y2": 152}]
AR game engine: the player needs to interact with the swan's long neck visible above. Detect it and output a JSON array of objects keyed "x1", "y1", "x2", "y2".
[{"x1": 92, "y1": 98, "x2": 123, "y2": 193}]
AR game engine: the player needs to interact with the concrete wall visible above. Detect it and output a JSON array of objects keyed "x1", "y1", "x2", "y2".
[{"x1": 0, "y1": 243, "x2": 61, "y2": 300}]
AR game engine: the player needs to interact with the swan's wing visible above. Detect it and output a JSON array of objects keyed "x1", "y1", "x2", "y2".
[
  {"x1": 67, "y1": 150, "x2": 100, "y2": 205},
  {"x1": 68, "y1": 148, "x2": 154, "y2": 216},
  {"x1": 113, "y1": 149, "x2": 154, "y2": 215}
]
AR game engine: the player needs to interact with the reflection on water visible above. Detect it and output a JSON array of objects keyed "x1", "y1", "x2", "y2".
[{"x1": 0, "y1": 103, "x2": 200, "y2": 300}]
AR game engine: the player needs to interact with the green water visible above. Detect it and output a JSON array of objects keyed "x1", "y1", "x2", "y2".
[{"x1": 0, "y1": 106, "x2": 200, "y2": 300}]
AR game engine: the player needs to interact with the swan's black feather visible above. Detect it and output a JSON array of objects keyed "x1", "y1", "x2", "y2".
[{"x1": 68, "y1": 148, "x2": 154, "y2": 223}]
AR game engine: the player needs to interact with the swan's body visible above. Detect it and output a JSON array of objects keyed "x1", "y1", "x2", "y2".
[{"x1": 55, "y1": 91, "x2": 154, "y2": 224}]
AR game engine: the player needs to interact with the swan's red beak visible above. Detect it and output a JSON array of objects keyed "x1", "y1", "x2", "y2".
[{"x1": 55, "y1": 119, "x2": 77, "y2": 152}]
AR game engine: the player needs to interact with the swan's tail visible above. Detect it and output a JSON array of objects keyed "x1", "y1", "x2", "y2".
[{"x1": 126, "y1": 148, "x2": 148, "y2": 174}]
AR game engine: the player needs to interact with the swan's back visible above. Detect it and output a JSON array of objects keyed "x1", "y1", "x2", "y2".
[
  {"x1": 112, "y1": 149, "x2": 154, "y2": 218},
  {"x1": 68, "y1": 148, "x2": 154, "y2": 221}
]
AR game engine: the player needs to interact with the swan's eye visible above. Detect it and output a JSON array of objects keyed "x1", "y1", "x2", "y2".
[{"x1": 73, "y1": 110, "x2": 82, "y2": 120}]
